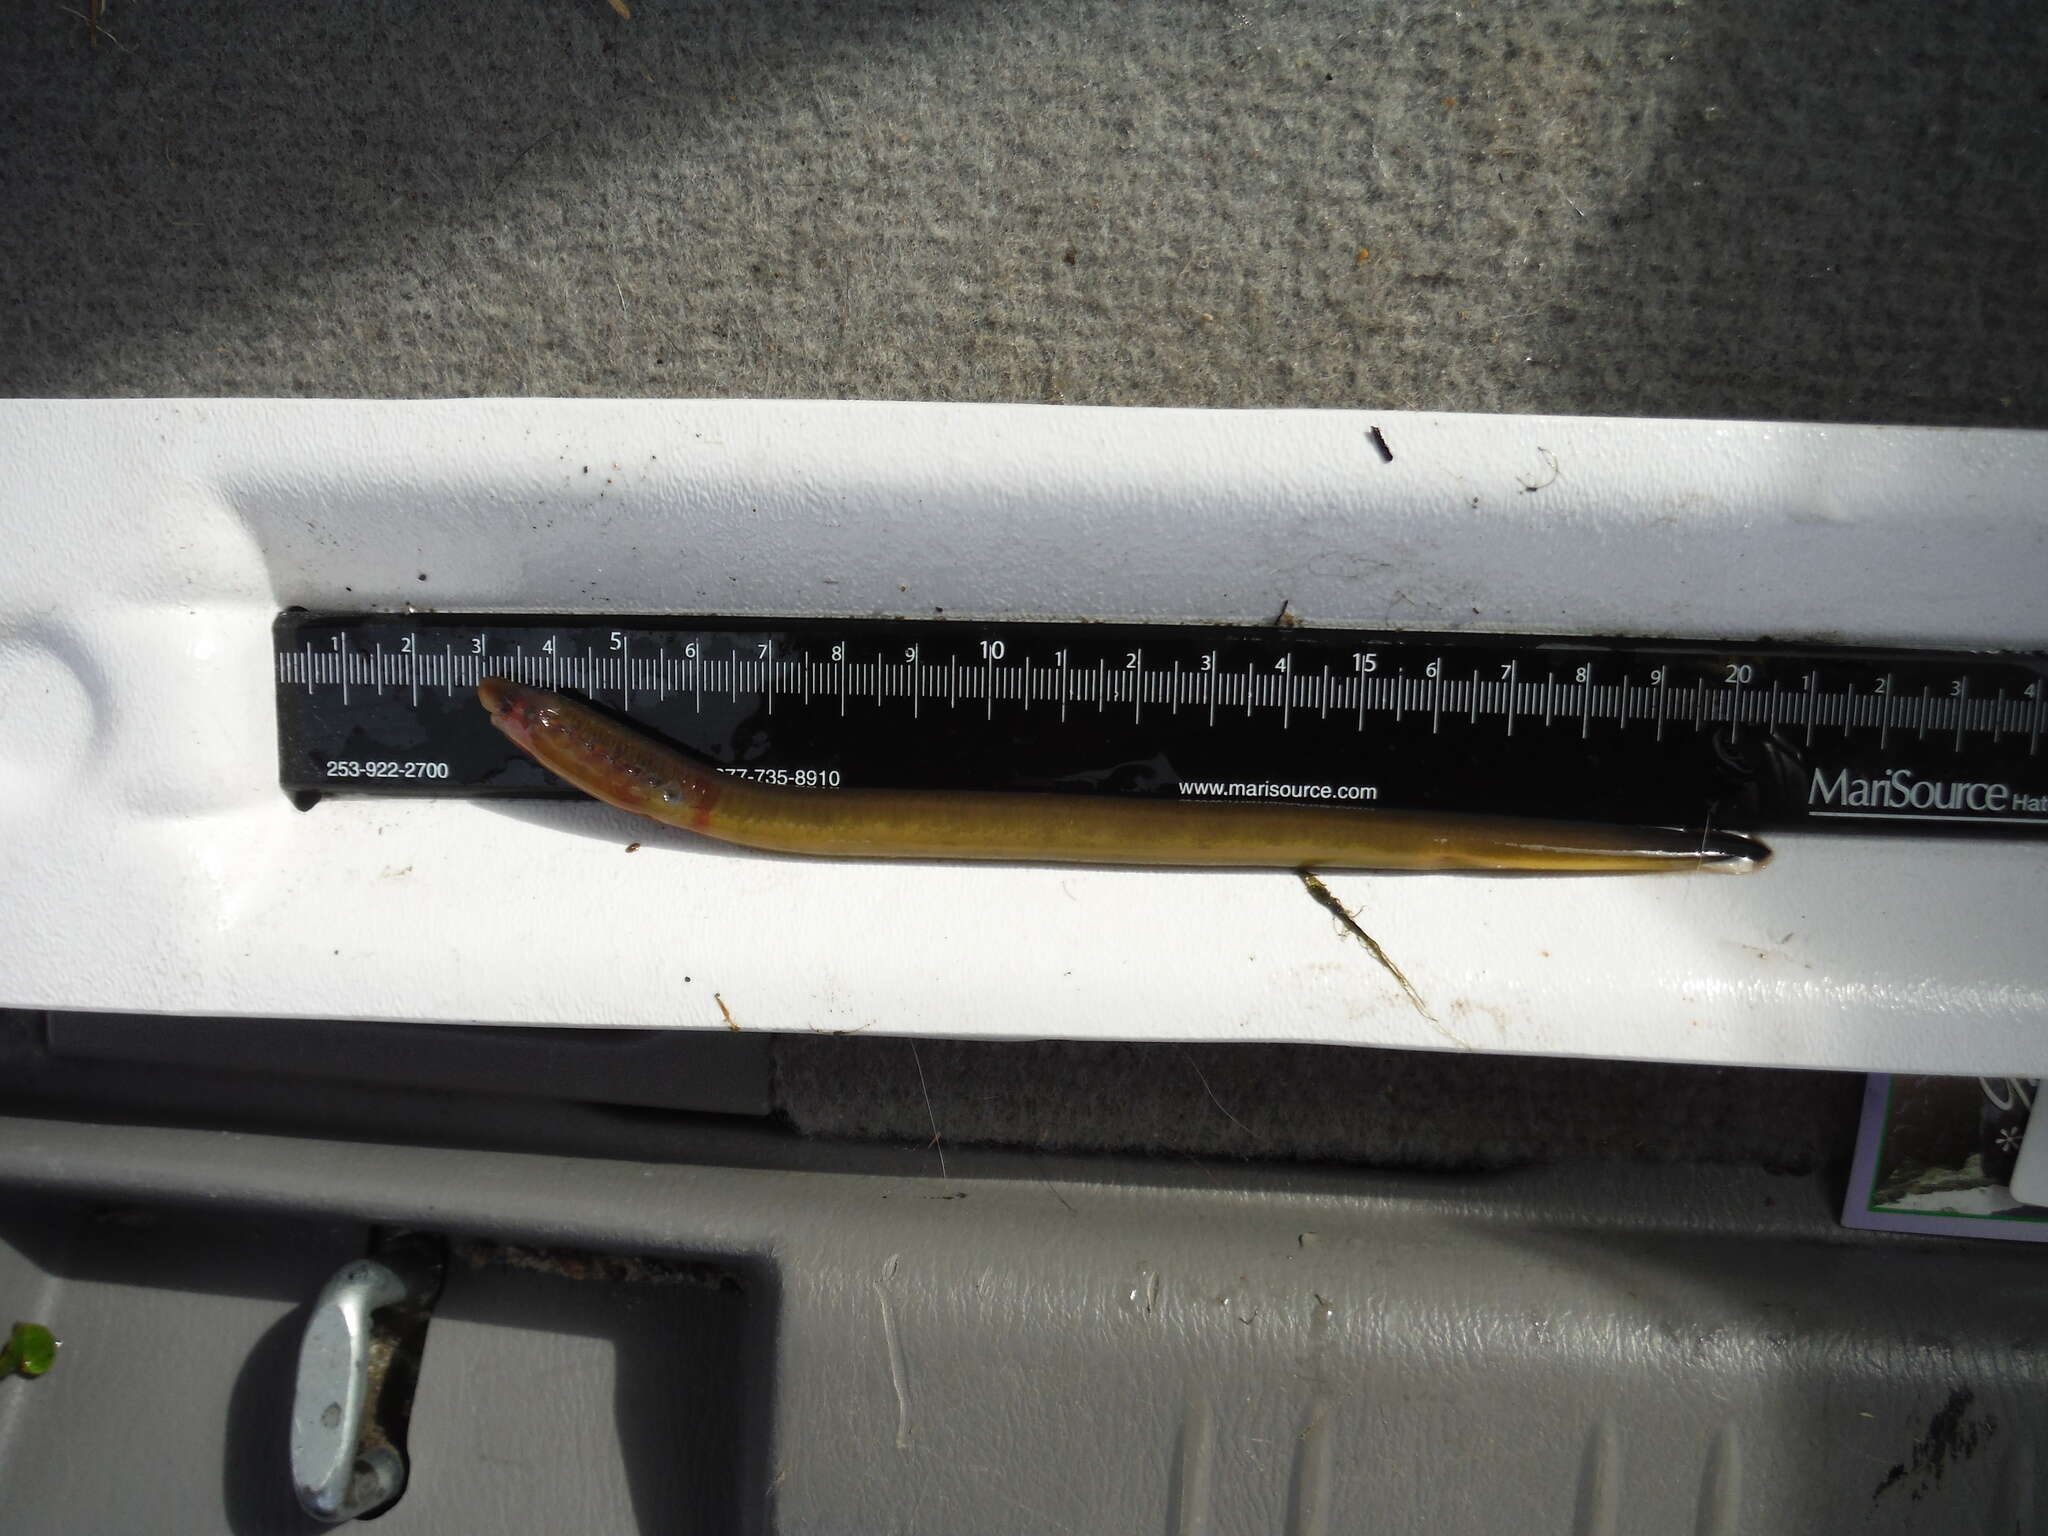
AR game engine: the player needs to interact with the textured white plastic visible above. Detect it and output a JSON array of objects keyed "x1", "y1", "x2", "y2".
[{"x1": 0, "y1": 399, "x2": 2041, "y2": 1071}]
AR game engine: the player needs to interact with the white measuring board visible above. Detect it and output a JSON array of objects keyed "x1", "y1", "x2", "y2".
[{"x1": 0, "y1": 398, "x2": 2043, "y2": 1073}]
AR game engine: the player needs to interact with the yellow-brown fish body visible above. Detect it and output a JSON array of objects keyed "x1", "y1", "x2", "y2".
[{"x1": 478, "y1": 678, "x2": 1769, "y2": 874}]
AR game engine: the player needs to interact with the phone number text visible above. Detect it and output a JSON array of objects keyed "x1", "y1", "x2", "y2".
[{"x1": 324, "y1": 760, "x2": 453, "y2": 780}]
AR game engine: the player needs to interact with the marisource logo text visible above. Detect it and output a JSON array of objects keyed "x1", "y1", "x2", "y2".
[{"x1": 1809, "y1": 767, "x2": 2048, "y2": 815}]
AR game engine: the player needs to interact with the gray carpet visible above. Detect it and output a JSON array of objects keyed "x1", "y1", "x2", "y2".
[
  {"x1": 772, "y1": 1036, "x2": 1864, "y2": 1171},
  {"x1": 5, "y1": 0, "x2": 2044, "y2": 421},
  {"x1": 4, "y1": 0, "x2": 2035, "y2": 1167}
]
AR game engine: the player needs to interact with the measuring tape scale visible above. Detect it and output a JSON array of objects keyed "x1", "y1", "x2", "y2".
[{"x1": 274, "y1": 612, "x2": 2048, "y2": 841}]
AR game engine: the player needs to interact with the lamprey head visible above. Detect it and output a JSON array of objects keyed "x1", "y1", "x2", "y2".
[
  {"x1": 478, "y1": 677, "x2": 725, "y2": 826},
  {"x1": 477, "y1": 676, "x2": 561, "y2": 756}
]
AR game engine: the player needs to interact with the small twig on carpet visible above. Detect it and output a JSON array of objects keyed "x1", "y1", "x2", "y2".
[
  {"x1": 60, "y1": 3, "x2": 132, "y2": 52},
  {"x1": 1179, "y1": 1048, "x2": 1256, "y2": 1141},
  {"x1": 493, "y1": 123, "x2": 567, "y2": 192},
  {"x1": 909, "y1": 1040, "x2": 947, "y2": 1178}
]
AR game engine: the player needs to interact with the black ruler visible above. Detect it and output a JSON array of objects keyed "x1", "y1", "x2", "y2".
[{"x1": 274, "y1": 611, "x2": 2048, "y2": 840}]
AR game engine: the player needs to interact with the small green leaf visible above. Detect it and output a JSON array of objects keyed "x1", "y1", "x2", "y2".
[{"x1": 1, "y1": 1322, "x2": 57, "y2": 1378}]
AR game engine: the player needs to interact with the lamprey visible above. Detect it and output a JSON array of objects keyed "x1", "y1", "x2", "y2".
[{"x1": 478, "y1": 678, "x2": 1769, "y2": 873}]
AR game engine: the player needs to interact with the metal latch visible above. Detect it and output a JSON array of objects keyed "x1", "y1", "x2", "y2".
[{"x1": 291, "y1": 1234, "x2": 444, "y2": 1523}]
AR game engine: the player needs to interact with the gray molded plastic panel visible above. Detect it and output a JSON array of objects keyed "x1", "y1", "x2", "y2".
[
  {"x1": 0, "y1": 1202, "x2": 368, "y2": 1534},
  {"x1": 0, "y1": 1116, "x2": 2038, "y2": 1533},
  {"x1": 0, "y1": 1203, "x2": 771, "y2": 1535}
]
